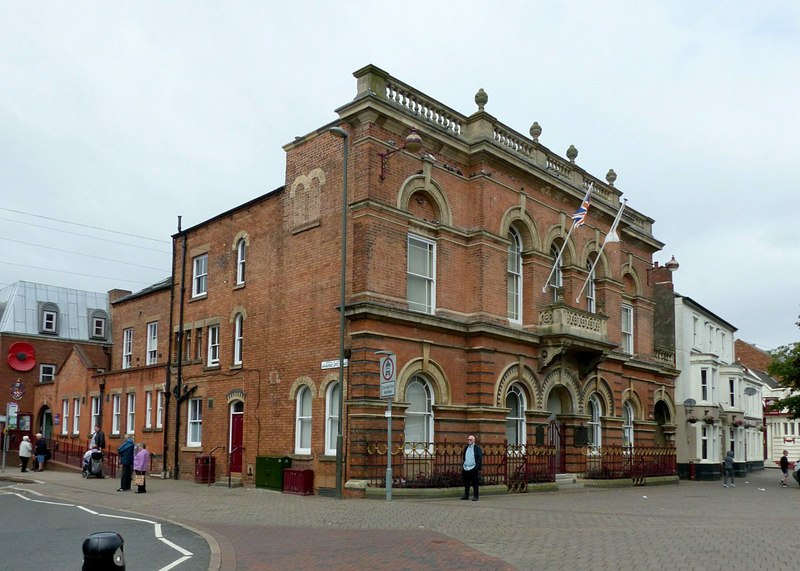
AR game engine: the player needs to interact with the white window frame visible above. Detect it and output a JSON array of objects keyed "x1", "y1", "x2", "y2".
[
  {"x1": 729, "y1": 377, "x2": 736, "y2": 407},
  {"x1": 187, "y1": 398, "x2": 202, "y2": 447},
  {"x1": 122, "y1": 328, "x2": 133, "y2": 369},
  {"x1": 145, "y1": 391, "x2": 153, "y2": 429},
  {"x1": 586, "y1": 257, "x2": 596, "y2": 313},
  {"x1": 549, "y1": 243, "x2": 563, "y2": 303},
  {"x1": 407, "y1": 234, "x2": 436, "y2": 314},
  {"x1": 622, "y1": 401, "x2": 634, "y2": 448},
  {"x1": 61, "y1": 399, "x2": 69, "y2": 435},
  {"x1": 207, "y1": 324, "x2": 220, "y2": 366},
  {"x1": 91, "y1": 396, "x2": 101, "y2": 429},
  {"x1": 112, "y1": 394, "x2": 121, "y2": 435},
  {"x1": 126, "y1": 393, "x2": 136, "y2": 435},
  {"x1": 701, "y1": 426, "x2": 709, "y2": 460},
  {"x1": 507, "y1": 228, "x2": 522, "y2": 323},
  {"x1": 192, "y1": 253, "x2": 208, "y2": 297},
  {"x1": 505, "y1": 384, "x2": 526, "y2": 448},
  {"x1": 403, "y1": 375, "x2": 434, "y2": 451},
  {"x1": 42, "y1": 309, "x2": 58, "y2": 333},
  {"x1": 295, "y1": 386, "x2": 312, "y2": 454},
  {"x1": 325, "y1": 382, "x2": 340, "y2": 456},
  {"x1": 621, "y1": 304, "x2": 634, "y2": 354},
  {"x1": 40, "y1": 363, "x2": 56, "y2": 383},
  {"x1": 93, "y1": 316, "x2": 106, "y2": 339},
  {"x1": 588, "y1": 394, "x2": 602, "y2": 451},
  {"x1": 701, "y1": 368, "x2": 709, "y2": 401},
  {"x1": 233, "y1": 314, "x2": 243, "y2": 366},
  {"x1": 146, "y1": 322, "x2": 158, "y2": 365},
  {"x1": 156, "y1": 391, "x2": 164, "y2": 429},
  {"x1": 72, "y1": 398, "x2": 81, "y2": 435},
  {"x1": 236, "y1": 238, "x2": 246, "y2": 285}
]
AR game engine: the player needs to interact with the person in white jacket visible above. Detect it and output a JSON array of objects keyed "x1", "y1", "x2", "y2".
[{"x1": 18, "y1": 435, "x2": 33, "y2": 473}]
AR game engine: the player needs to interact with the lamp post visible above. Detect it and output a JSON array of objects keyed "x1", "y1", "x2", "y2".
[{"x1": 327, "y1": 126, "x2": 349, "y2": 499}]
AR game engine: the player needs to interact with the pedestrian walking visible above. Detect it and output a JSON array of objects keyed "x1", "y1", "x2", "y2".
[
  {"x1": 780, "y1": 450, "x2": 789, "y2": 487},
  {"x1": 133, "y1": 442, "x2": 150, "y2": 494},
  {"x1": 461, "y1": 434, "x2": 483, "y2": 501},
  {"x1": 723, "y1": 450, "x2": 735, "y2": 487},
  {"x1": 18, "y1": 435, "x2": 33, "y2": 472},
  {"x1": 34, "y1": 433, "x2": 48, "y2": 472},
  {"x1": 117, "y1": 436, "x2": 135, "y2": 492}
]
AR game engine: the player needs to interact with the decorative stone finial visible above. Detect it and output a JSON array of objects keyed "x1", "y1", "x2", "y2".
[
  {"x1": 475, "y1": 88, "x2": 488, "y2": 111},
  {"x1": 529, "y1": 122, "x2": 542, "y2": 142},
  {"x1": 566, "y1": 145, "x2": 578, "y2": 163},
  {"x1": 606, "y1": 169, "x2": 617, "y2": 186}
]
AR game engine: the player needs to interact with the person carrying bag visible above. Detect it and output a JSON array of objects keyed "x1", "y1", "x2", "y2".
[{"x1": 133, "y1": 442, "x2": 150, "y2": 494}]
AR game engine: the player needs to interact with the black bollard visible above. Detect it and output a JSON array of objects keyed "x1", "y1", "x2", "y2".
[{"x1": 82, "y1": 531, "x2": 125, "y2": 570}]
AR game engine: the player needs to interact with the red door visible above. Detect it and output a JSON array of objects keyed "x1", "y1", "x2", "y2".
[{"x1": 229, "y1": 401, "x2": 244, "y2": 473}]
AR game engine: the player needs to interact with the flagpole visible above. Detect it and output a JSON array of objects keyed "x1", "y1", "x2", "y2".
[
  {"x1": 575, "y1": 199, "x2": 627, "y2": 303},
  {"x1": 542, "y1": 220, "x2": 578, "y2": 293}
]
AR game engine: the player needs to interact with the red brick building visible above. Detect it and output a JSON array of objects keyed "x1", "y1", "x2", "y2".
[
  {"x1": 0, "y1": 282, "x2": 112, "y2": 455},
  {"x1": 160, "y1": 65, "x2": 679, "y2": 493}
]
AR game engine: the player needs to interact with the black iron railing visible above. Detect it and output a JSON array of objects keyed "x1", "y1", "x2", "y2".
[
  {"x1": 364, "y1": 440, "x2": 556, "y2": 490},
  {"x1": 582, "y1": 445, "x2": 676, "y2": 480}
]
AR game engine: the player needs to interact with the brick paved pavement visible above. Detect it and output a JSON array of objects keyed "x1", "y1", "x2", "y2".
[{"x1": 2, "y1": 465, "x2": 796, "y2": 570}]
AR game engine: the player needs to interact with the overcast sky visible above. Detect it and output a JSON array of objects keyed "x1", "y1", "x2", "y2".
[{"x1": 1, "y1": 2, "x2": 797, "y2": 350}]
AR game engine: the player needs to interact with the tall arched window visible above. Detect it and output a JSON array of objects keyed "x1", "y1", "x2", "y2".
[
  {"x1": 505, "y1": 384, "x2": 526, "y2": 447},
  {"x1": 236, "y1": 238, "x2": 247, "y2": 285},
  {"x1": 295, "y1": 386, "x2": 312, "y2": 454},
  {"x1": 550, "y1": 243, "x2": 563, "y2": 303},
  {"x1": 622, "y1": 401, "x2": 634, "y2": 448},
  {"x1": 588, "y1": 394, "x2": 602, "y2": 451},
  {"x1": 233, "y1": 313, "x2": 244, "y2": 365},
  {"x1": 404, "y1": 376, "x2": 433, "y2": 446},
  {"x1": 325, "y1": 382, "x2": 340, "y2": 456},
  {"x1": 507, "y1": 228, "x2": 522, "y2": 322},
  {"x1": 586, "y1": 255, "x2": 597, "y2": 313}
]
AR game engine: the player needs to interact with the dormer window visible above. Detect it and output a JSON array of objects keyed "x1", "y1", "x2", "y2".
[
  {"x1": 40, "y1": 303, "x2": 59, "y2": 334},
  {"x1": 89, "y1": 309, "x2": 109, "y2": 340}
]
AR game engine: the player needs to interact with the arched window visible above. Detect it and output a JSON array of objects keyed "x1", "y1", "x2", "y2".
[
  {"x1": 505, "y1": 384, "x2": 526, "y2": 447},
  {"x1": 550, "y1": 243, "x2": 563, "y2": 303},
  {"x1": 622, "y1": 401, "x2": 634, "y2": 448},
  {"x1": 295, "y1": 386, "x2": 312, "y2": 454},
  {"x1": 588, "y1": 394, "x2": 602, "y2": 451},
  {"x1": 404, "y1": 376, "x2": 434, "y2": 445},
  {"x1": 236, "y1": 238, "x2": 247, "y2": 285},
  {"x1": 325, "y1": 382, "x2": 340, "y2": 456},
  {"x1": 233, "y1": 313, "x2": 244, "y2": 365},
  {"x1": 507, "y1": 228, "x2": 522, "y2": 322},
  {"x1": 586, "y1": 255, "x2": 597, "y2": 313}
]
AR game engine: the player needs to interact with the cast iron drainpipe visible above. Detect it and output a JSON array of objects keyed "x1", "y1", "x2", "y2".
[
  {"x1": 228, "y1": 446, "x2": 244, "y2": 489},
  {"x1": 206, "y1": 446, "x2": 224, "y2": 486}
]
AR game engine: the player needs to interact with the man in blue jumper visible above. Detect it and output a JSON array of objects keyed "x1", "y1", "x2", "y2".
[
  {"x1": 117, "y1": 436, "x2": 135, "y2": 492},
  {"x1": 461, "y1": 435, "x2": 483, "y2": 501}
]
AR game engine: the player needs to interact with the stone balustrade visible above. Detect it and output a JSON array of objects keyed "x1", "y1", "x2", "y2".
[{"x1": 348, "y1": 65, "x2": 663, "y2": 239}]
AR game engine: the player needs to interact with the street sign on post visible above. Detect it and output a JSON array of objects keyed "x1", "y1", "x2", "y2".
[
  {"x1": 377, "y1": 352, "x2": 396, "y2": 501},
  {"x1": 379, "y1": 354, "x2": 396, "y2": 399}
]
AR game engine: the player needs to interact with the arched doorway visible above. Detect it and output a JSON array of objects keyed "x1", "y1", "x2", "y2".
[
  {"x1": 228, "y1": 400, "x2": 244, "y2": 473},
  {"x1": 37, "y1": 406, "x2": 53, "y2": 440},
  {"x1": 653, "y1": 400, "x2": 671, "y2": 446},
  {"x1": 546, "y1": 386, "x2": 573, "y2": 472}
]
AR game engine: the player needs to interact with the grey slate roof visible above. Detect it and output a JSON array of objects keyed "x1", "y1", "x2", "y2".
[{"x1": 0, "y1": 281, "x2": 109, "y2": 341}]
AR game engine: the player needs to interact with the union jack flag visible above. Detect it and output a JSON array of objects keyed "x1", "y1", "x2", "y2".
[{"x1": 571, "y1": 189, "x2": 591, "y2": 227}]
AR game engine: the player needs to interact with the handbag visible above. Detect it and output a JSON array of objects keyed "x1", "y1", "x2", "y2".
[{"x1": 133, "y1": 474, "x2": 145, "y2": 486}]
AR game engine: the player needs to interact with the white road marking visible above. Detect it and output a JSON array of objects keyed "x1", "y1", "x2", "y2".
[{"x1": 4, "y1": 488, "x2": 195, "y2": 569}]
